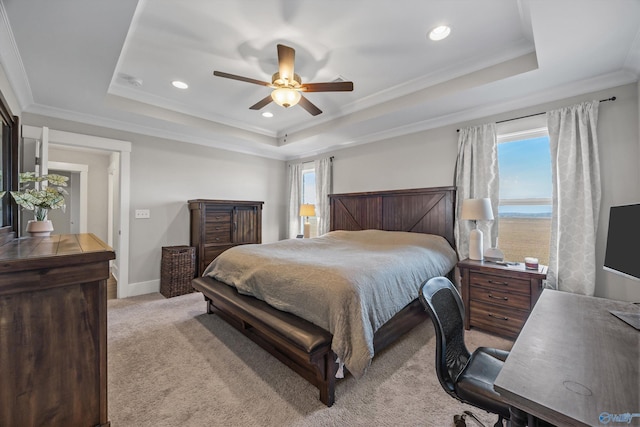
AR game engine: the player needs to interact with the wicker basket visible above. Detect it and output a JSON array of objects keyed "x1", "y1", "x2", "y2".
[{"x1": 160, "y1": 246, "x2": 196, "y2": 298}]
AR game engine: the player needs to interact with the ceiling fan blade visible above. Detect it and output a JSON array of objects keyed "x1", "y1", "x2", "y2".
[
  {"x1": 301, "y1": 81, "x2": 354, "y2": 92},
  {"x1": 249, "y1": 95, "x2": 273, "y2": 110},
  {"x1": 213, "y1": 71, "x2": 270, "y2": 87},
  {"x1": 298, "y1": 95, "x2": 322, "y2": 116},
  {"x1": 277, "y1": 44, "x2": 295, "y2": 81}
]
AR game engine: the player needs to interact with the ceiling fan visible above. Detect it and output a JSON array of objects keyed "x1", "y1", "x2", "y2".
[{"x1": 213, "y1": 44, "x2": 354, "y2": 116}]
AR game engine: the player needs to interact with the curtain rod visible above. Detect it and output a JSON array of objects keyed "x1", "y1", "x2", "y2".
[
  {"x1": 288, "y1": 156, "x2": 334, "y2": 167},
  {"x1": 456, "y1": 96, "x2": 616, "y2": 132}
]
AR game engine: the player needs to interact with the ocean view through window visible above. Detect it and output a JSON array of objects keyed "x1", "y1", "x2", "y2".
[{"x1": 497, "y1": 133, "x2": 552, "y2": 265}]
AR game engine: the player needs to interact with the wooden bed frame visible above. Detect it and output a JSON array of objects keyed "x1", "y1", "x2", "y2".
[{"x1": 192, "y1": 186, "x2": 455, "y2": 406}]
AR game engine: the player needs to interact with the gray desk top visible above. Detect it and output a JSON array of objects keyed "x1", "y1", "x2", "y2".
[{"x1": 494, "y1": 289, "x2": 640, "y2": 427}]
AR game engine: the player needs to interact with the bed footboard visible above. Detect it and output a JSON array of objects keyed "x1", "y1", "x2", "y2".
[
  {"x1": 192, "y1": 276, "x2": 430, "y2": 406},
  {"x1": 193, "y1": 277, "x2": 337, "y2": 406}
]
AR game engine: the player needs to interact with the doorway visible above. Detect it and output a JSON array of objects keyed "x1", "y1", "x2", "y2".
[
  {"x1": 47, "y1": 170, "x2": 79, "y2": 234},
  {"x1": 47, "y1": 161, "x2": 89, "y2": 234},
  {"x1": 22, "y1": 125, "x2": 131, "y2": 298}
]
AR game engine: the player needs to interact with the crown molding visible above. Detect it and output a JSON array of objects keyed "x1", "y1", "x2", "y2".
[
  {"x1": 24, "y1": 102, "x2": 289, "y2": 161},
  {"x1": 19, "y1": 68, "x2": 638, "y2": 163},
  {"x1": 0, "y1": 1, "x2": 33, "y2": 110},
  {"x1": 283, "y1": 69, "x2": 637, "y2": 160}
]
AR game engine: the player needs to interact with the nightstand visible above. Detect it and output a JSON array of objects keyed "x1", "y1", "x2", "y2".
[{"x1": 457, "y1": 258, "x2": 548, "y2": 339}]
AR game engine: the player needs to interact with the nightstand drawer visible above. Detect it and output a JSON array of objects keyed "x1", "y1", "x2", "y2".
[
  {"x1": 470, "y1": 285, "x2": 530, "y2": 310},
  {"x1": 469, "y1": 301, "x2": 528, "y2": 338},
  {"x1": 469, "y1": 272, "x2": 530, "y2": 295}
]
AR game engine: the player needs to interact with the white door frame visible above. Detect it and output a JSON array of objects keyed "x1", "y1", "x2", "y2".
[
  {"x1": 48, "y1": 161, "x2": 88, "y2": 233},
  {"x1": 22, "y1": 125, "x2": 132, "y2": 298}
]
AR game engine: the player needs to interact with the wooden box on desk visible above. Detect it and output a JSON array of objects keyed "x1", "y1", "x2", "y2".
[
  {"x1": 457, "y1": 258, "x2": 547, "y2": 339},
  {"x1": 0, "y1": 234, "x2": 115, "y2": 427}
]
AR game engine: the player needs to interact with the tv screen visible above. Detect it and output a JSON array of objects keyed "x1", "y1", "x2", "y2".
[{"x1": 604, "y1": 203, "x2": 640, "y2": 281}]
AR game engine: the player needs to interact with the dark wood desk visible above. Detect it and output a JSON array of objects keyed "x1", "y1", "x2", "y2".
[{"x1": 494, "y1": 289, "x2": 640, "y2": 427}]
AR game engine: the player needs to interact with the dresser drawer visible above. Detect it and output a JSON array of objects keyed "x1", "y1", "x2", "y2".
[
  {"x1": 205, "y1": 222, "x2": 232, "y2": 243},
  {"x1": 206, "y1": 210, "x2": 232, "y2": 223},
  {"x1": 470, "y1": 300, "x2": 528, "y2": 338},
  {"x1": 469, "y1": 272, "x2": 530, "y2": 295},
  {"x1": 203, "y1": 245, "x2": 234, "y2": 268},
  {"x1": 470, "y1": 285, "x2": 530, "y2": 310}
]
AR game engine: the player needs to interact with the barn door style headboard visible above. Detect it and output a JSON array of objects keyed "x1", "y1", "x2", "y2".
[{"x1": 329, "y1": 186, "x2": 456, "y2": 248}]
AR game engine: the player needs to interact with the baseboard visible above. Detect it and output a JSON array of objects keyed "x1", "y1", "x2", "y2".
[
  {"x1": 111, "y1": 262, "x2": 119, "y2": 282},
  {"x1": 125, "y1": 279, "x2": 160, "y2": 297}
]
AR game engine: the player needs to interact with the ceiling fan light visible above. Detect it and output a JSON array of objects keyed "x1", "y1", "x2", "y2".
[{"x1": 271, "y1": 88, "x2": 301, "y2": 108}]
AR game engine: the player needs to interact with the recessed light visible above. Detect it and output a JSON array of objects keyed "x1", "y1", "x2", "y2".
[
  {"x1": 262, "y1": 112, "x2": 274, "y2": 118},
  {"x1": 171, "y1": 80, "x2": 188, "y2": 89},
  {"x1": 429, "y1": 25, "x2": 451, "y2": 41}
]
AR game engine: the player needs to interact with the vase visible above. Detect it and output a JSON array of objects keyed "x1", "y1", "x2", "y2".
[{"x1": 26, "y1": 220, "x2": 54, "y2": 237}]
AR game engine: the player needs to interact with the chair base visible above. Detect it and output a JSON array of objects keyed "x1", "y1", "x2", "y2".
[{"x1": 453, "y1": 411, "x2": 504, "y2": 427}]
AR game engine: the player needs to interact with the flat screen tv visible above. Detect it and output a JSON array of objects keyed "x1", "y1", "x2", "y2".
[{"x1": 604, "y1": 203, "x2": 640, "y2": 281}]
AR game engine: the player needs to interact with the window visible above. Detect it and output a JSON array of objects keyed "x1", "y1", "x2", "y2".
[
  {"x1": 497, "y1": 124, "x2": 552, "y2": 265},
  {"x1": 301, "y1": 164, "x2": 318, "y2": 237}
]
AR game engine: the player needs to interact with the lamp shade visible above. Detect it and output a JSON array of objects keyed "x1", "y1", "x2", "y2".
[
  {"x1": 460, "y1": 198, "x2": 494, "y2": 221},
  {"x1": 271, "y1": 88, "x2": 301, "y2": 108},
  {"x1": 299, "y1": 204, "x2": 316, "y2": 217}
]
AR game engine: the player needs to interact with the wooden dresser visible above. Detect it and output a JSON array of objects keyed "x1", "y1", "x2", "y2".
[
  {"x1": 458, "y1": 259, "x2": 547, "y2": 339},
  {"x1": 0, "y1": 233, "x2": 115, "y2": 427},
  {"x1": 189, "y1": 199, "x2": 263, "y2": 276}
]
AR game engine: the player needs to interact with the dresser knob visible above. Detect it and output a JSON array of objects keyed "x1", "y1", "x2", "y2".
[
  {"x1": 488, "y1": 293, "x2": 508, "y2": 301},
  {"x1": 488, "y1": 313, "x2": 509, "y2": 321}
]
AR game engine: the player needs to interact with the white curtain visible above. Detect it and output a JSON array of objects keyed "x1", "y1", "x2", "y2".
[
  {"x1": 287, "y1": 163, "x2": 302, "y2": 239},
  {"x1": 546, "y1": 100, "x2": 600, "y2": 295},
  {"x1": 314, "y1": 157, "x2": 332, "y2": 236},
  {"x1": 454, "y1": 124, "x2": 499, "y2": 260}
]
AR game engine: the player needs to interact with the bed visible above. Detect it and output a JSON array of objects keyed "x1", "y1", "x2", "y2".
[{"x1": 192, "y1": 186, "x2": 456, "y2": 406}]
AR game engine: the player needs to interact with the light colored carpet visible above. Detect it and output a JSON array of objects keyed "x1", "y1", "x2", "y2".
[{"x1": 107, "y1": 292, "x2": 513, "y2": 427}]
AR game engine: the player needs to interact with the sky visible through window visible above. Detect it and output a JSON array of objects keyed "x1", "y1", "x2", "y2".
[
  {"x1": 498, "y1": 136, "x2": 552, "y2": 217},
  {"x1": 302, "y1": 171, "x2": 316, "y2": 205}
]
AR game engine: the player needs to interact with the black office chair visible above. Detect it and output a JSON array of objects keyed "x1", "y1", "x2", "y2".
[{"x1": 419, "y1": 277, "x2": 516, "y2": 427}]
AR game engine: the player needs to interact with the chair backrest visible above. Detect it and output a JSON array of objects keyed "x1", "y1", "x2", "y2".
[{"x1": 419, "y1": 277, "x2": 471, "y2": 397}]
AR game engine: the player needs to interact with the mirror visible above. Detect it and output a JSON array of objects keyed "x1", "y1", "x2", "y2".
[{"x1": 0, "y1": 89, "x2": 18, "y2": 242}]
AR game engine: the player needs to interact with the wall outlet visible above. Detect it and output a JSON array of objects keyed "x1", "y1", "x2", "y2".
[{"x1": 135, "y1": 209, "x2": 150, "y2": 219}]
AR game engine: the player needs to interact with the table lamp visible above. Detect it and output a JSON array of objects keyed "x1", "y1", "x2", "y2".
[
  {"x1": 460, "y1": 198, "x2": 494, "y2": 260},
  {"x1": 299, "y1": 204, "x2": 316, "y2": 238}
]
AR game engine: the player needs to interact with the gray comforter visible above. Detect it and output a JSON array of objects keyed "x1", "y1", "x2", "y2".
[{"x1": 203, "y1": 229, "x2": 457, "y2": 378}]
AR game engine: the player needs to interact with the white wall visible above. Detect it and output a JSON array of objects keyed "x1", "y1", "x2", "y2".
[
  {"x1": 0, "y1": 62, "x2": 20, "y2": 117},
  {"x1": 592, "y1": 84, "x2": 640, "y2": 302},
  {"x1": 332, "y1": 125, "x2": 457, "y2": 193},
  {"x1": 127, "y1": 134, "x2": 286, "y2": 286},
  {"x1": 291, "y1": 83, "x2": 640, "y2": 302}
]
